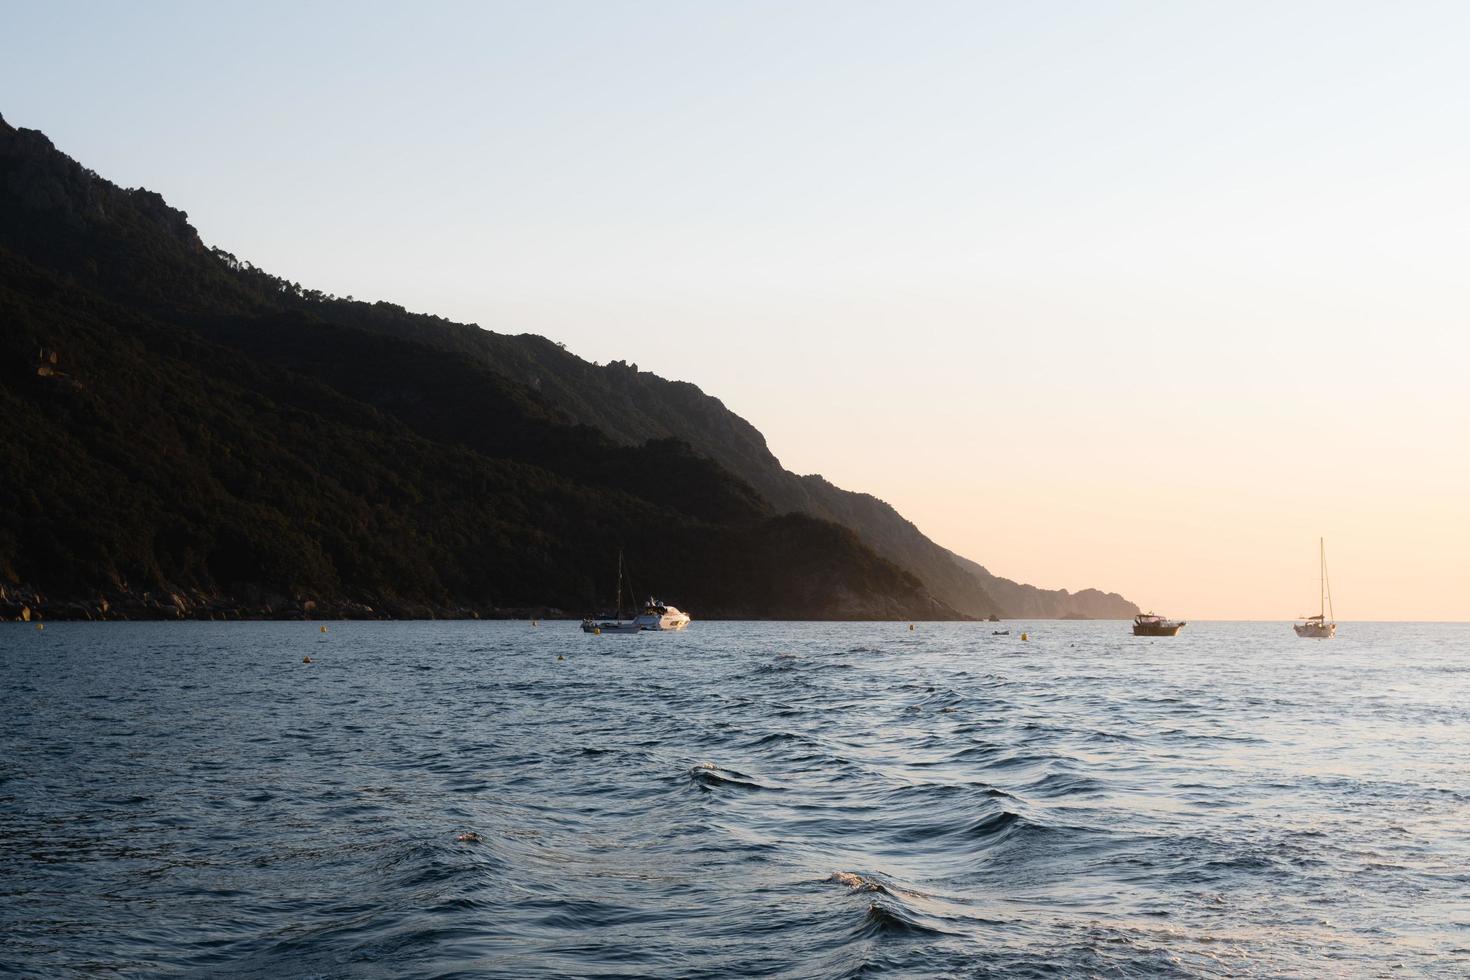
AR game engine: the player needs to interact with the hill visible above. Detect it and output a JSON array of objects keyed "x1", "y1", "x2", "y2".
[{"x1": 0, "y1": 110, "x2": 1135, "y2": 621}]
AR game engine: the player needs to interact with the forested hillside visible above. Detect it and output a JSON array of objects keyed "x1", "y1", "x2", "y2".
[{"x1": 0, "y1": 111, "x2": 1134, "y2": 620}]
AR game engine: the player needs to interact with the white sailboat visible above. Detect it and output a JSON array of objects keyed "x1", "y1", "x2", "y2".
[
  {"x1": 581, "y1": 550, "x2": 641, "y2": 634},
  {"x1": 1293, "y1": 538, "x2": 1336, "y2": 639}
]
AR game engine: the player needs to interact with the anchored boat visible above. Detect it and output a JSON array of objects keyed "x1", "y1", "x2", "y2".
[
  {"x1": 581, "y1": 551, "x2": 692, "y2": 633},
  {"x1": 581, "y1": 550, "x2": 640, "y2": 634},
  {"x1": 1133, "y1": 613, "x2": 1185, "y2": 637},
  {"x1": 1294, "y1": 538, "x2": 1336, "y2": 639},
  {"x1": 632, "y1": 598, "x2": 691, "y2": 631}
]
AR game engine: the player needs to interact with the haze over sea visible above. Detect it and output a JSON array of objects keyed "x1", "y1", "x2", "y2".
[{"x1": 3, "y1": 621, "x2": 1467, "y2": 978}]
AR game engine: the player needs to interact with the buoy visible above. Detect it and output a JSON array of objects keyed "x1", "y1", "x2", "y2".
[
  {"x1": 1021, "y1": 632, "x2": 1029, "y2": 641},
  {"x1": 909, "y1": 623, "x2": 915, "y2": 631},
  {"x1": 594, "y1": 627, "x2": 601, "y2": 635},
  {"x1": 556, "y1": 654, "x2": 565, "y2": 662},
  {"x1": 36, "y1": 623, "x2": 44, "y2": 631},
  {"x1": 532, "y1": 619, "x2": 539, "y2": 627},
  {"x1": 319, "y1": 625, "x2": 328, "y2": 634},
  {"x1": 302, "y1": 655, "x2": 312, "y2": 664}
]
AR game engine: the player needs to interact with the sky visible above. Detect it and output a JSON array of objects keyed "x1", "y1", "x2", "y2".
[{"x1": 4, "y1": 1, "x2": 1468, "y2": 619}]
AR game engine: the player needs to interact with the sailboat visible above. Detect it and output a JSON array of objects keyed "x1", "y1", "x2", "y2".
[
  {"x1": 1293, "y1": 538, "x2": 1336, "y2": 638},
  {"x1": 581, "y1": 550, "x2": 641, "y2": 634}
]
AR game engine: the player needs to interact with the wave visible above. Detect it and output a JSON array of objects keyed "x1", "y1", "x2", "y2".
[
  {"x1": 828, "y1": 871, "x2": 889, "y2": 893},
  {"x1": 966, "y1": 809, "x2": 1030, "y2": 843},
  {"x1": 686, "y1": 763, "x2": 777, "y2": 792},
  {"x1": 852, "y1": 900, "x2": 950, "y2": 939},
  {"x1": 1019, "y1": 770, "x2": 1108, "y2": 798},
  {"x1": 741, "y1": 730, "x2": 823, "y2": 750}
]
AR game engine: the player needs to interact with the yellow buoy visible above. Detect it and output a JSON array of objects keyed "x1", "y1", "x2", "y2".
[
  {"x1": 302, "y1": 655, "x2": 312, "y2": 664},
  {"x1": 36, "y1": 622, "x2": 44, "y2": 631},
  {"x1": 556, "y1": 654, "x2": 565, "y2": 661},
  {"x1": 594, "y1": 627, "x2": 601, "y2": 635},
  {"x1": 320, "y1": 625, "x2": 328, "y2": 633},
  {"x1": 1020, "y1": 632, "x2": 1029, "y2": 641}
]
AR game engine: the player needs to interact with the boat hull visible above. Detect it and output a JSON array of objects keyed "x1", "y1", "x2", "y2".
[
  {"x1": 581, "y1": 612, "x2": 691, "y2": 633},
  {"x1": 635, "y1": 613, "x2": 691, "y2": 631},
  {"x1": 1133, "y1": 623, "x2": 1184, "y2": 637},
  {"x1": 1293, "y1": 622, "x2": 1336, "y2": 638},
  {"x1": 581, "y1": 621, "x2": 642, "y2": 634}
]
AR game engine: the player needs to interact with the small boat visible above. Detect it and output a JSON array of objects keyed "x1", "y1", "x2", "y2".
[
  {"x1": 1133, "y1": 613, "x2": 1185, "y2": 637},
  {"x1": 991, "y1": 629, "x2": 1009, "y2": 636},
  {"x1": 1294, "y1": 538, "x2": 1336, "y2": 639},
  {"x1": 582, "y1": 619, "x2": 642, "y2": 635},
  {"x1": 632, "y1": 598, "x2": 691, "y2": 632},
  {"x1": 581, "y1": 550, "x2": 639, "y2": 634}
]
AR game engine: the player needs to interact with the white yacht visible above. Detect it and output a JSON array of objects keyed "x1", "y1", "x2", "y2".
[{"x1": 632, "y1": 598, "x2": 691, "y2": 631}]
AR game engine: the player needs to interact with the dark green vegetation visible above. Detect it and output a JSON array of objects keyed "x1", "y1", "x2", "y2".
[{"x1": 0, "y1": 112, "x2": 1135, "y2": 620}]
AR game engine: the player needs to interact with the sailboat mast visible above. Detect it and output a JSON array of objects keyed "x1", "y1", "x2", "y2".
[
  {"x1": 616, "y1": 549, "x2": 624, "y2": 621},
  {"x1": 1323, "y1": 538, "x2": 1334, "y2": 623},
  {"x1": 1319, "y1": 537, "x2": 1325, "y2": 620}
]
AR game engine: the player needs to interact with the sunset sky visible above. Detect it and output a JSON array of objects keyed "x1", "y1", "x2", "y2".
[{"x1": 7, "y1": 1, "x2": 1467, "y2": 619}]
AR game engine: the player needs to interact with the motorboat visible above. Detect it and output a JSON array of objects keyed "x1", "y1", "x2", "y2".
[
  {"x1": 632, "y1": 598, "x2": 691, "y2": 631},
  {"x1": 1133, "y1": 613, "x2": 1185, "y2": 636}
]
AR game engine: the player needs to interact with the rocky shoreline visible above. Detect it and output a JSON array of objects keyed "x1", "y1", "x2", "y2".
[{"x1": 0, "y1": 585, "x2": 567, "y2": 622}]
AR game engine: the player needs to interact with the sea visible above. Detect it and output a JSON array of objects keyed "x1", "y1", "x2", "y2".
[{"x1": 2, "y1": 620, "x2": 1467, "y2": 978}]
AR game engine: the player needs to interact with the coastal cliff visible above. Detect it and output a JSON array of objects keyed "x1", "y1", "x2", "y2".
[{"x1": 0, "y1": 111, "x2": 1135, "y2": 621}]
